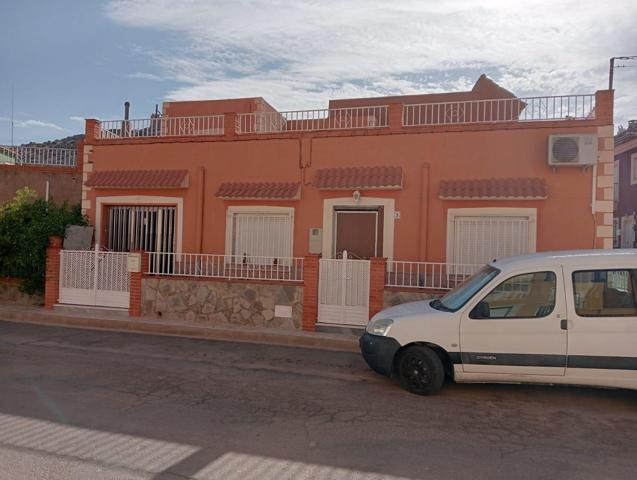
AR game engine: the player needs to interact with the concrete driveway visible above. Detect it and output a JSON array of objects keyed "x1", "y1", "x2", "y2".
[{"x1": 1, "y1": 320, "x2": 636, "y2": 479}]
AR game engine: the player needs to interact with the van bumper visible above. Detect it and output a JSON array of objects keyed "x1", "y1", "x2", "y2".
[{"x1": 359, "y1": 333, "x2": 401, "y2": 377}]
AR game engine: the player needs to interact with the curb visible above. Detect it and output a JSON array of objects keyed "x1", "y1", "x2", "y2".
[{"x1": 0, "y1": 307, "x2": 360, "y2": 353}]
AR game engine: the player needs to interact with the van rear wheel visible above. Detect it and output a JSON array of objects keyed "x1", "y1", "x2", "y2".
[{"x1": 397, "y1": 346, "x2": 445, "y2": 395}]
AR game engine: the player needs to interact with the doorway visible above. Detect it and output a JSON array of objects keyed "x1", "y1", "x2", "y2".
[{"x1": 333, "y1": 207, "x2": 384, "y2": 259}]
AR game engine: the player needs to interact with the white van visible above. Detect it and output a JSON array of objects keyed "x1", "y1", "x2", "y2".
[{"x1": 360, "y1": 250, "x2": 637, "y2": 395}]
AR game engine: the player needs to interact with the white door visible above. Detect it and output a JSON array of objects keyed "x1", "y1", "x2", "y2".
[
  {"x1": 448, "y1": 213, "x2": 535, "y2": 266},
  {"x1": 318, "y1": 251, "x2": 371, "y2": 326},
  {"x1": 59, "y1": 249, "x2": 130, "y2": 308},
  {"x1": 564, "y1": 266, "x2": 637, "y2": 387},
  {"x1": 460, "y1": 266, "x2": 567, "y2": 376}
]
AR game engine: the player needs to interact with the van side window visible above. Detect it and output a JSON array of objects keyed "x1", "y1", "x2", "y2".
[
  {"x1": 572, "y1": 269, "x2": 637, "y2": 317},
  {"x1": 470, "y1": 271, "x2": 556, "y2": 319}
]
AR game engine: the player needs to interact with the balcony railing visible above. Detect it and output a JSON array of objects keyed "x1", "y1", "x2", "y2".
[
  {"x1": 146, "y1": 252, "x2": 304, "y2": 282},
  {"x1": 236, "y1": 106, "x2": 389, "y2": 134},
  {"x1": 386, "y1": 261, "x2": 482, "y2": 290},
  {"x1": 0, "y1": 145, "x2": 76, "y2": 167},
  {"x1": 98, "y1": 115, "x2": 224, "y2": 139},
  {"x1": 403, "y1": 94, "x2": 596, "y2": 126}
]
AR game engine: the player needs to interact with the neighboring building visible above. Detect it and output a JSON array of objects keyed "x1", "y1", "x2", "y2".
[
  {"x1": 614, "y1": 120, "x2": 637, "y2": 248},
  {"x1": 67, "y1": 74, "x2": 615, "y2": 329},
  {"x1": 0, "y1": 135, "x2": 83, "y2": 204}
]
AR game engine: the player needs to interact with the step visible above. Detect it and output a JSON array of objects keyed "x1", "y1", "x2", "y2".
[{"x1": 53, "y1": 304, "x2": 130, "y2": 319}]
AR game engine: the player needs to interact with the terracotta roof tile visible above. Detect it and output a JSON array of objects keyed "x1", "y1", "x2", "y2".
[
  {"x1": 314, "y1": 166, "x2": 403, "y2": 190},
  {"x1": 439, "y1": 178, "x2": 548, "y2": 200},
  {"x1": 216, "y1": 182, "x2": 301, "y2": 200},
  {"x1": 86, "y1": 170, "x2": 189, "y2": 188}
]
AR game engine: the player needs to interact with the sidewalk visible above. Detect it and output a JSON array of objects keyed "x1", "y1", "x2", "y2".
[{"x1": 0, "y1": 304, "x2": 360, "y2": 353}]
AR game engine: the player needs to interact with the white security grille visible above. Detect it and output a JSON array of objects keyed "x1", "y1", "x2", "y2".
[
  {"x1": 318, "y1": 251, "x2": 370, "y2": 326},
  {"x1": 59, "y1": 249, "x2": 129, "y2": 308},
  {"x1": 232, "y1": 213, "x2": 292, "y2": 265},
  {"x1": 108, "y1": 206, "x2": 176, "y2": 253},
  {"x1": 450, "y1": 216, "x2": 532, "y2": 266}
]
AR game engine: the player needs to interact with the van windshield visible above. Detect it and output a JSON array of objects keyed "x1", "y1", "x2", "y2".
[{"x1": 432, "y1": 265, "x2": 500, "y2": 312}]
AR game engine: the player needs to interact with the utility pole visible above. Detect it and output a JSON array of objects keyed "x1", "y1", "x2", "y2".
[
  {"x1": 609, "y1": 56, "x2": 637, "y2": 90},
  {"x1": 10, "y1": 83, "x2": 14, "y2": 147}
]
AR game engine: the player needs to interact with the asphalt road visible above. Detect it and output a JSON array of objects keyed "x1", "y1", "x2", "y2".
[{"x1": 1, "y1": 320, "x2": 636, "y2": 480}]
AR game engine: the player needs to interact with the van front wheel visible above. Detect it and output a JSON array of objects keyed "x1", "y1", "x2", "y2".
[{"x1": 397, "y1": 346, "x2": 445, "y2": 395}]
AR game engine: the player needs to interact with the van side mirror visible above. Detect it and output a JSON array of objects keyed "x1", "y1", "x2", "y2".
[{"x1": 471, "y1": 300, "x2": 491, "y2": 319}]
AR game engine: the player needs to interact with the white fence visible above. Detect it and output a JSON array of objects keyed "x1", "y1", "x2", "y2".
[
  {"x1": 59, "y1": 249, "x2": 129, "y2": 308},
  {"x1": 0, "y1": 146, "x2": 76, "y2": 167},
  {"x1": 98, "y1": 115, "x2": 224, "y2": 139},
  {"x1": 236, "y1": 105, "x2": 388, "y2": 134},
  {"x1": 318, "y1": 253, "x2": 370, "y2": 326},
  {"x1": 146, "y1": 252, "x2": 304, "y2": 282},
  {"x1": 386, "y1": 261, "x2": 482, "y2": 290},
  {"x1": 403, "y1": 94, "x2": 596, "y2": 126}
]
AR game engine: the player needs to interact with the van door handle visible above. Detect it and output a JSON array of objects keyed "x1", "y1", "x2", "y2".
[{"x1": 560, "y1": 319, "x2": 568, "y2": 330}]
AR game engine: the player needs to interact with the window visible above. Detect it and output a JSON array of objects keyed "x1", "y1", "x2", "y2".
[
  {"x1": 470, "y1": 271, "x2": 557, "y2": 319},
  {"x1": 435, "y1": 265, "x2": 500, "y2": 312},
  {"x1": 226, "y1": 207, "x2": 294, "y2": 264},
  {"x1": 631, "y1": 153, "x2": 637, "y2": 185},
  {"x1": 447, "y1": 209, "x2": 536, "y2": 266},
  {"x1": 572, "y1": 269, "x2": 637, "y2": 317}
]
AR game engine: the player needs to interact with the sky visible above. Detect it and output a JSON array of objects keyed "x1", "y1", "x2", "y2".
[{"x1": 0, "y1": 0, "x2": 636, "y2": 145}]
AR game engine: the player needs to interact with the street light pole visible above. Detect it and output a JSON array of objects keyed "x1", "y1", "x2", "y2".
[{"x1": 609, "y1": 56, "x2": 637, "y2": 90}]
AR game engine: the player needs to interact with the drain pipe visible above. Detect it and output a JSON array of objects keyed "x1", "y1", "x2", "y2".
[
  {"x1": 45, "y1": 179, "x2": 50, "y2": 202},
  {"x1": 591, "y1": 164, "x2": 597, "y2": 247}
]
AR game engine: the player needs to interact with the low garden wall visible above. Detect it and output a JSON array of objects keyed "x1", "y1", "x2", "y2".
[
  {"x1": 142, "y1": 277, "x2": 303, "y2": 330},
  {"x1": 0, "y1": 278, "x2": 43, "y2": 306}
]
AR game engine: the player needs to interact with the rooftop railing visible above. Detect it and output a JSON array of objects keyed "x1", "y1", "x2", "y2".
[
  {"x1": 403, "y1": 94, "x2": 596, "y2": 127},
  {"x1": 97, "y1": 115, "x2": 224, "y2": 139},
  {"x1": 92, "y1": 93, "x2": 599, "y2": 141},
  {"x1": 0, "y1": 145, "x2": 77, "y2": 167},
  {"x1": 236, "y1": 105, "x2": 389, "y2": 134}
]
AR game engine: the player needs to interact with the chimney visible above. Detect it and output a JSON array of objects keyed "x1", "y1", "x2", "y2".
[
  {"x1": 628, "y1": 120, "x2": 637, "y2": 132},
  {"x1": 124, "y1": 101, "x2": 130, "y2": 120}
]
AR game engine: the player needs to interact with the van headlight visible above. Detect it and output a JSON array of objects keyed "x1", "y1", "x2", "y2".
[{"x1": 367, "y1": 318, "x2": 394, "y2": 336}]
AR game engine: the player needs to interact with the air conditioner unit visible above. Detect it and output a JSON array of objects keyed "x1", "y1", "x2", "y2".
[{"x1": 548, "y1": 134, "x2": 597, "y2": 166}]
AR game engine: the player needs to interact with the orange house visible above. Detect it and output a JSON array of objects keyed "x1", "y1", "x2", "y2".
[{"x1": 75, "y1": 74, "x2": 615, "y2": 329}]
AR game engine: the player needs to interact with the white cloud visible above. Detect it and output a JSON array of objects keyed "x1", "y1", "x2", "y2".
[
  {"x1": 0, "y1": 117, "x2": 65, "y2": 131},
  {"x1": 69, "y1": 116, "x2": 85, "y2": 122},
  {"x1": 105, "y1": 0, "x2": 637, "y2": 125},
  {"x1": 128, "y1": 71, "x2": 165, "y2": 81}
]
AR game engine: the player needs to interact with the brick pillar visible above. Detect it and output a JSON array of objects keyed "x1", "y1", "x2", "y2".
[
  {"x1": 44, "y1": 236, "x2": 63, "y2": 310},
  {"x1": 224, "y1": 112, "x2": 238, "y2": 138},
  {"x1": 388, "y1": 103, "x2": 403, "y2": 132},
  {"x1": 369, "y1": 257, "x2": 387, "y2": 320},
  {"x1": 85, "y1": 119, "x2": 100, "y2": 142},
  {"x1": 129, "y1": 251, "x2": 148, "y2": 317},
  {"x1": 302, "y1": 254, "x2": 320, "y2": 332}
]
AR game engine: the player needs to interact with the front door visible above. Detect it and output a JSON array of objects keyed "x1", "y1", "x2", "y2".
[
  {"x1": 460, "y1": 266, "x2": 567, "y2": 376},
  {"x1": 334, "y1": 208, "x2": 383, "y2": 259}
]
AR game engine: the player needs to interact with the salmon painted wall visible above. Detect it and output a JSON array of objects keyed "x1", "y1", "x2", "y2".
[{"x1": 85, "y1": 122, "x2": 601, "y2": 262}]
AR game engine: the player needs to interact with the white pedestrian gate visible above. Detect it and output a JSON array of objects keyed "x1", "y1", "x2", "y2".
[
  {"x1": 59, "y1": 248, "x2": 130, "y2": 308},
  {"x1": 318, "y1": 251, "x2": 370, "y2": 326}
]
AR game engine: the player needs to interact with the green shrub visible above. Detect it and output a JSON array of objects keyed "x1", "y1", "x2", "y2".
[{"x1": 0, "y1": 187, "x2": 86, "y2": 294}]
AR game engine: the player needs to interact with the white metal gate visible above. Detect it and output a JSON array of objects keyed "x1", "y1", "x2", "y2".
[
  {"x1": 318, "y1": 251, "x2": 370, "y2": 326},
  {"x1": 59, "y1": 248, "x2": 130, "y2": 308}
]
